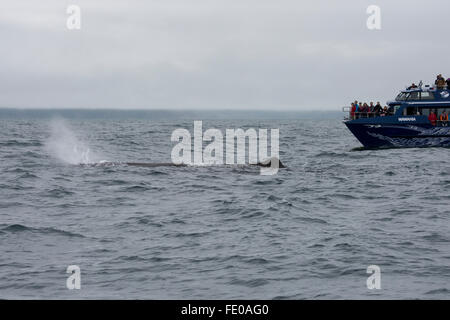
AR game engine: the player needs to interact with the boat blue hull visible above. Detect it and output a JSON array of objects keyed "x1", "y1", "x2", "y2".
[{"x1": 345, "y1": 121, "x2": 450, "y2": 148}]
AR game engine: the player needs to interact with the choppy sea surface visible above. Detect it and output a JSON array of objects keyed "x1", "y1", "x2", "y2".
[{"x1": 0, "y1": 111, "x2": 449, "y2": 299}]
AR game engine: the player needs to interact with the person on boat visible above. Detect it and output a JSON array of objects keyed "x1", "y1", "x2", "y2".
[
  {"x1": 428, "y1": 110, "x2": 437, "y2": 126},
  {"x1": 408, "y1": 83, "x2": 418, "y2": 90},
  {"x1": 374, "y1": 102, "x2": 383, "y2": 115},
  {"x1": 381, "y1": 106, "x2": 388, "y2": 116},
  {"x1": 387, "y1": 105, "x2": 395, "y2": 115},
  {"x1": 357, "y1": 103, "x2": 363, "y2": 118},
  {"x1": 354, "y1": 101, "x2": 360, "y2": 119},
  {"x1": 440, "y1": 110, "x2": 448, "y2": 126},
  {"x1": 447, "y1": 78, "x2": 450, "y2": 88},
  {"x1": 362, "y1": 103, "x2": 369, "y2": 117},
  {"x1": 435, "y1": 74, "x2": 446, "y2": 89},
  {"x1": 369, "y1": 102, "x2": 375, "y2": 117},
  {"x1": 350, "y1": 103, "x2": 356, "y2": 119}
]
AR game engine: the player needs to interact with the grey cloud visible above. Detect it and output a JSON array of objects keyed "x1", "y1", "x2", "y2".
[{"x1": 1, "y1": 0, "x2": 450, "y2": 109}]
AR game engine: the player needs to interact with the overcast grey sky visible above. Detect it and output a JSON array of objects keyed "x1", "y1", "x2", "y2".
[{"x1": 1, "y1": 0, "x2": 450, "y2": 110}]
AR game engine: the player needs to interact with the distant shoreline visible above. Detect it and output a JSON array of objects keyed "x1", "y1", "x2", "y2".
[{"x1": 0, "y1": 108, "x2": 342, "y2": 120}]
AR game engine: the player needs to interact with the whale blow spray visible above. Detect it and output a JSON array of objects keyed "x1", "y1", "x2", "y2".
[{"x1": 46, "y1": 118, "x2": 100, "y2": 165}]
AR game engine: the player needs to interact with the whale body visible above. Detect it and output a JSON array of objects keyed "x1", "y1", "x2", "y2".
[
  {"x1": 125, "y1": 157, "x2": 285, "y2": 168},
  {"x1": 81, "y1": 157, "x2": 285, "y2": 169}
]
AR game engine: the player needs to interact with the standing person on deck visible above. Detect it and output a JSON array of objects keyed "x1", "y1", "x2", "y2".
[
  {"x1": 374, "y1": 102, "x2": 382, "y2": 115},
  {"x1": 428, "y1": 110, "x2": 437, "y2": 126},
  {"x1": 350, "y1": 103, "x2": 356, "y2": 120},
  {"x1": 362, "y1": 103, "x2": 369, "y2": 118},
  {"x1": 354, "y1": 101, "x2": 360, "y2": 119},
  {"x1": 440, "y1": 110, "x2": 448, "y2": 126},
  {"x1": 435, "y1": 75, "x2": 446, "y2": 89},
  {"x1": 369, "y1": 102, "x2": 375, "y2": 117}
]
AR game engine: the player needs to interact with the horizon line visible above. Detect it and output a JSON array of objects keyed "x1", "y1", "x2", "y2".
[{"x1": 0, "y1": 107, "x2": 340, "y2": 112}]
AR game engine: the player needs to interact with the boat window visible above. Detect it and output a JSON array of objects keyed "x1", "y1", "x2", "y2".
[
  {"x1": 419, "y1": 108, "x2": 430, "y2": 116},
  {"x1": 389, "y1": 105, "x2": 402, "y2": 115},
  {"x1": 406, "y1": 107, "x2": 419, "y2": 115},
  {"x1": 407, "y1": 92, "x2": 420, "y2": 100},
  {"x1": 420, "y1": 92, "x2": 434, "y2": 100},
  {"x1": 395, "y1": 92, "x2": 409, "y2": 101}
]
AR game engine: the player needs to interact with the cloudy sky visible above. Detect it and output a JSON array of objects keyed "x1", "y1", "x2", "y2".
[{"x1": 1, "y1": 0, "x2": 450, "y2": 110}]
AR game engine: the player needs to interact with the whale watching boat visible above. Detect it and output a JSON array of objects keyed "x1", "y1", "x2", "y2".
[{"x1": 343, "y1": 82, "x2": 450, "y2": 148}]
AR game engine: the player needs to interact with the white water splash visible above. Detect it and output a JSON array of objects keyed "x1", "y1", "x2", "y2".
[{"x1": 46, "y1": 118, "x2": 101, "y2": 165}]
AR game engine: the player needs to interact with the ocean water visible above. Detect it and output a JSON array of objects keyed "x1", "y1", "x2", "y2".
[{"x1": 0, "y1": 112, "x2": 449, "y2": 299}]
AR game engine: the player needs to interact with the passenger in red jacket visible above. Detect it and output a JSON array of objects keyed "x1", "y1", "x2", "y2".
[
  {"x1": 428, "y1": 111, "x2": 437, "y2": 126},
  {"x1": 350, "y1": 103, "x2": 356, "y2": 119}
]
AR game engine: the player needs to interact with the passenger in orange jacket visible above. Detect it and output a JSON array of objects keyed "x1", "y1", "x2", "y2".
[
  {"x1": 440, "y1": 111, "x2": 448, "y2": 126},
  {"x1": 428, "y1": 111, "x2": 437, "y2": 126}
]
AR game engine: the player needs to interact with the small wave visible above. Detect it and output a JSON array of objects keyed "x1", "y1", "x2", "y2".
[
  {"x1": 122, "y1": 185, "x2": 150, "y2": 192},
  {"x1": 114, "y1": 255, "x2": 149, "y2": 262},
  {"x1": 45, "y1": 187, "x2": 75, "y2": 198},
  {"x1": 2, "y1": 224, "x2": 29, "y2": 232},
  {"x1": 95, "y1": 179, "x2": 129, "y2": 186},
  {"x1": 0, "y1": 140, "x2": 42, "y2": 147},
  {"x1": 173, "y1": 230, "x2": 211, "y2": 238},
  {"x1": 168, "y1": 218, "x2": 186, "y2": 225},
  {"x1": 18, "y1": 172, "x2": 38, "y2": 179},
  {"x1": 135, "y1": 218, "x2": 163, "y2": 227},
  {"x1": 22, "y1": 151, "x2": 42, "y2": 158},
  {"x1": 422, "y1": 233, "x2": 449, "y2": 242},
  {"x1": 0, "y1": 202, "x2": 24, "y2": 209},
  {"x1": 117, "y1": 216, "x2": 164, "y2": 228},
  {"x1": 228, "y1": 278, "x2": 269, "y2": 287},
  {"x1": 307, "y1": 243, "x2": 326, "y2": 248},
  {"x1": 331, "y1": 193, "x2": 357, "y2": 200},
  {"x1": 350, "y1": 147, "x2": 367, "y2": 152},
  {"x1": 273, "y1": 293, "x2": 303, "y2": 300},
  {"x1": 240, "y1": 209, "x2": 267, "y2": 219},
  {"x1": 246, "y1": 257, "x2": 271, "y2": 265},
  {"x1": 0, "y1": 224, "x2": 85, "y2": 238},
  {"x1": 267, "y1": 194, "x2": 282, "y2": 201},
  {"x1": 295, "y1": 216, "x2": 327, "y2": 224},
  {"x1": 254, "y1": 179, "x2": 279, "y2": 185},
  {"x1": 339, "y1": 267, "x2": 364, "y2": 276},
  {"x1": 425, "y1": 288, "x2": 450, "y2": 295}
]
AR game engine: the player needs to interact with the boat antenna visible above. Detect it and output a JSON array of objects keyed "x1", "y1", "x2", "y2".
[{"x1": 419, "y1": 80, "x2": 423, "y2": 89}]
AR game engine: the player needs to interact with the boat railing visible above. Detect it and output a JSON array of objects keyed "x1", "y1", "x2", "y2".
[{"x1": 342, "y1": 107, "x2": 391, "y2": 120}]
